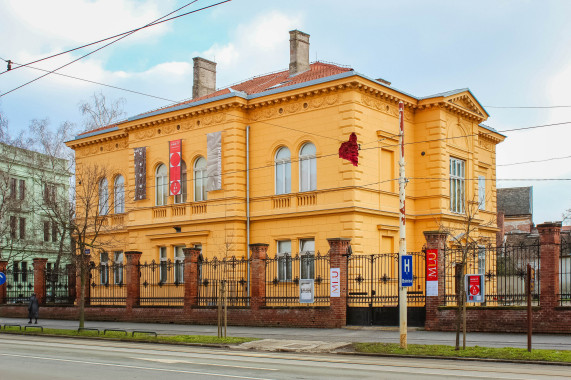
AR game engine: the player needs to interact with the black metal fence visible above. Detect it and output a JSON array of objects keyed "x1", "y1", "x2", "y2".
[
  {"x1": 560, "y1": 241, "x2": 571, "y2": 306},
  {"x1": 6, "y1": 261, "x2": 34, "y2": 304},
  {"x1": 198, "y1": 256, "x2": 249, "y2": 307},
  {"x1": 443, "y1": 244, "x2": 540, "y2": 306},
  {"x1": 139, "y1": 260, "x2": 184, "y2": 307},
  {"x1": 264, "y1": 251, "x2": 330, "y2": 306},
  {"x1": 45, "y1": 264, "x2": 74, "y2": 304},
  {"x1": 347, "y1": 252, "x2": 426, "y2": 307},
  {"x1": 89, "y1": 263, "x2": 126, "y2": 306}
]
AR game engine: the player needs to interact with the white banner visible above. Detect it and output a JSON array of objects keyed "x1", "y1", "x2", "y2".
[
  {"x1": 330, "y1": 268, "x2": 340, "y2": 297},
  {"x1": 206, "y1": 131, "x2": 222, "y2": 191}
]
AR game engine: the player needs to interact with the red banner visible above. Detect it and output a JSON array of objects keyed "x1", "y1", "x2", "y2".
[
  {"x1": 169, "y1": 139, "x2": 182, "y2": 195},
  {"x1": 426, "y1": 249, "x2": 438, "y2": 281}
]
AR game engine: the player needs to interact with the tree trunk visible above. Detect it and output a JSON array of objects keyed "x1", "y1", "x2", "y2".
[{"x1": 78, "y1": 261, "x2": 86, "y2": 328}]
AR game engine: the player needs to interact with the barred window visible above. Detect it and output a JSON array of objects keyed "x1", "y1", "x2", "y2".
[
  {"x1": 174, "y1": 246, "x2": 185, "y2": 284},
  {"x1": 450, "y1": 157, "x2": 465, "y2": 213},
  {"x1": 114, "y1": 251, "x2": 124, "y2": 284},
  {"x1": 159, "y1": 247, "x2": 168, "y2": 283},
  {"x1": 300, "y1": 239, "x2": 315, "y2": 279},
  {"x1": 100, "y1": 252, "x2": 109, "y2": 285},
  {"x1": 277, "y1": 240, "x2": 292, "y2": 282}
]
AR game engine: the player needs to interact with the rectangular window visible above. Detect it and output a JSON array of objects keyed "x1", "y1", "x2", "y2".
[
  {"x1": 277, "y1": 240, "x2": 292, "y2": 282},
  {"x1": 43, "y1": 221, "x2": 50, "y2": 242},
  {"x1": 114, "y1": 251, "x2": 124, "y2": 284},
  {"x1": 21, "y1": 261, "x2": 28, "y2": 283},
  {"x1": 174, "y1": 246, "x2": 185, "y2": 284},
  {"x1": 100, "y1": 252, "x2": 109, "y2": 285},
  {"x1": 300, "y1": 239, "x2": 315, "y2": 279},
  {"x1": 159, "y1": 247, "x2": 168, "y2": 283},
  {"x1": 478, "y1": 175, "x2": 485, "y2": 210},
  {"x1": 450, "y1": 157, "x2": 465, "y2": 213},
  {"x1": 10, "y1": 216, "x2": 17, "y2": 239},
  {"x1": 478, "y1": 246, "x2": 486, "y2": 275},
  {"x1": 19, "y1": 179, "x2": 25, "y2": 200},
  {"x1": 19, "y1": 217, "x2": 25, "y2": 239},
  {"x1": 44, "y1": 183, "x2": 56, "y2": 204},
  {"x1": 9, "y1": 178, "x2": 17, "y2": 198},
  {"x1": 13, "y1": 261, "x2": 19, "y2": 282},
  {"x1": 52, "y1": 222, "x2": 58, "y2": 242}
]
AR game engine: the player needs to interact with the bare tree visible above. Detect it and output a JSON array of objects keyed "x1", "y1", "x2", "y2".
[{"x1": 79, "y1": 92, "x2": 126, "y2": 133}]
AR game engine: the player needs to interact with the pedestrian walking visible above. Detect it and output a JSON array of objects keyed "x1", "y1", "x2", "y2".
[{"x1": 28, "y1": 293, "x2": 39, "y2": 324}]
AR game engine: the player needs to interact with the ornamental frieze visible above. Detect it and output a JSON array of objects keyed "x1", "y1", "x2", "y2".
[{"x1": 248, "y1": 94, "x2": 339, "y2": 121}]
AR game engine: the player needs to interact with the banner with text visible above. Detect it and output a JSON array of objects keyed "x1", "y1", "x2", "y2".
[
  {"x1": 330, "y1": 268, "x2": 340, "y2": 297},
  {"x1": 426, "y1": 249, "x2": 438, "y2": 296},
  {"x1": 169, "y1": 139, "x2": 182, "y2": 195},
  {"x1": 134, "y1": 147, "x2": 147, "y2": 200}
]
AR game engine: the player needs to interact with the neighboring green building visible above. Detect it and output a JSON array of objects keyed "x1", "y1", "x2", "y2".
[{"x1": 0, "y1": 142, "x2": 71, "y2": 298}]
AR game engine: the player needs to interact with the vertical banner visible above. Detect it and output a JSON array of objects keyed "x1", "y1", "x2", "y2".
[
  {"x1": 330, "y1": 268, "x2": 340, "y2": 297},
  {"x1": 426, "y1": 249, "x2": 438, "y2": 296},
  {"x1": 134, "y1": 147, "x2": 147, "y2": 200},
  {"x1": 206, "y1": 131, "x2": 222, "y2": 191},
  {"x1": 169, "y1": 140, "x2": 182, "y2": 195}
]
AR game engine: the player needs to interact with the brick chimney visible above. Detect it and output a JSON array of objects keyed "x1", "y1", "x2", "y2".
[
  {"x1": 289, "y1": 30, "x2": 310, "y2": 77},
  {"x1": 192, "y1": 57, "x2": 216, "y2": 99}
]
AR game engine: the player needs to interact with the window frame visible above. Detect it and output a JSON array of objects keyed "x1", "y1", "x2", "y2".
[
  {"x1": 299, "y1": 143, "x2": 317, "y2": 192},
  {"x1": 159, "y1": 246, "x2": 168, "y2": 284},
  {"x1": 100, "y1": 252, "x2": 109, "y2": 285},
  {"x1": 277, "y1": 240, "x2": 292, "y2": 282},
  {"x1": 194, "y1": 157, "x2": 207, "y2": 202},
  {"x1": 274, "y1": 147, "x2": 291, "y2": 195},
  {"x1": 299, "y1": 238, "x2": 315, "y2": 280},
  {"x1": 114, "y1": 175, "x2": 125, "y2": 214},
  {"x1": 174, "y1": 161, "x2": 187, "y2": 204},
  {"x1": 98, "y1": 178, "x2": 109, "y2": 215},
  {"x1": 449, "y1": 157, "x2": 465, "y2": 214},
  {"x1": 478, "y1": 246, "x2": 486, "y2": 275},
  {"x1": 174, "y1": 246, "x2": 185, "y2": 284},
  {"x1": 478, "y1": 175, "x2": 486, "y2": 211},
  {"x1": 113, "y1": 251, "x2": 124, "y2": 285},
  {"x1": 43, "y1": 221, "x2": 50, "y2": 242},
  {"x1": 155, "y1": 164, "x2": 168, "y2": 206}
]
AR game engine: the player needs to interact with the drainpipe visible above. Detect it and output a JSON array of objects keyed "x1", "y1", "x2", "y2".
[{"x1": 246, "y1": 125, "x2": 251, "y2": 296}]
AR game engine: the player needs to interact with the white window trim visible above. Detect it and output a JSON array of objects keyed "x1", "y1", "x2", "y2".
[
  {"x1": 174, "y1": 161, "x2": 187, "y2": 204},
  {"x1": 114, "y1": 175, "x2": 125, "y2": 214},
  {"x1": 299, "y1": 143, "x2": 316, "y2": 192},
  {"x1": 277, "y1": 240, "x2": 292, "y2": 282},
  {"x1": 99, "y1": 178, "x2": 109, "y2": 215},
  {"x1": 478, "y1": 175, "x2": 486, "y2": 211},
  {"x1": 113, "y1": 251, "x2": 124, "y2": 284},
  {"x1": 299, "y1": 239, "x2": 315, "y2": 280},
  {"x1": 159, "y1": 246, "x2": 168, "y2": 283},
  {"x1": 155, "y1": 164, "x2": 168, "y2": 206},
  {"x1": 174, "y1": 246, "x2": 185, "y2": 284},
  {"x1": 275, "y1": 147, "x2": 291, "y2": 195},
  {"x1": 450, "y1": 157, "x2": 465, "y2": 214},
  {"x1": 194, "y1": 157, "x2": 207, "y2": 202}
]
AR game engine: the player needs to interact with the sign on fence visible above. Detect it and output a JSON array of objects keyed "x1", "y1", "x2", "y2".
[
  {"x1": 466, "y1": 274, "x2": 484, "y2": 303},
  {"x1": 299, "y1": 279, "x2": 315, "y2": 303},
  {"x1": 330, "y1": 268, "x2": 340, "y2": 297},
  {"x1": 426, "y1": 249, "x2": 438, "y2": 296},
  {"x1": 401, "y1": 255, "x2": 413, "y2": 287}
]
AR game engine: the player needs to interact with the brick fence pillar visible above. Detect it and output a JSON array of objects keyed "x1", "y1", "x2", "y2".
[
  {"x1": 67, "y1": 263, "x2": 76, "y2": 303},
  {"x1": 249, "y1": 244, "x2": 268, "y2": 310},
  {"x1": 76, "y1": 254, "x2": 91, "y2": 306},
  {"x1": 537, "y1": 222, "x2": 561, "y2": 309},
  {"x1": 125, "y1": 251, "x2": 142, "y2": 310},
  {"x1": 423, "y1": 231, "x2": 448, "y2": 330},
  {"x1": 327, "y1": 238, "x2": 350, "y2": 328},
  {"x1": 183, "y1": 247, "x2": 202, "y2": 309},
  {"x1": 33, "y1": 258, "x2": 48, "y2": 304},
  {"x1": 0, "y1": 260, "x2": 7, "y2": 304}
]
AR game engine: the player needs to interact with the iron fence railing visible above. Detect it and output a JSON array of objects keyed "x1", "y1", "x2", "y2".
[
  {"x1": 139, "y1": 260, "x2": 184, "y2": 307},
  {"x1": 198, "y1": 256, "x2": 249, "y2": 307},
  {"x1": 45, "y1": 264, "x2": 74, "y2": 304},
  {"x1": 264, "y1": 251, "x2": 330, "y2": 306},
  {"x1": 89, "y1": 263, "x2": 126, "y2": 306},
  {"x1": 6, "y1": 261, "x2": 34, "y2": 304},
  {"x1": 560, "y1": 241, "x2": 571, "y2": 306},
  {"x1": 443, "y1": 244, "x2": 540, "y2": 306},
  {"x1": 347, "y1": 252, "x2": 426, "y2": 307}
]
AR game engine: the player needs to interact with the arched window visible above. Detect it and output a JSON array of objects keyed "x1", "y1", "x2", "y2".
[
  {"x1": 299, "y1": 143, "x2": 316, "y2": 192},
  {"x1": 114, "y1": 175, "x2": 125, "y2": 213},
  {"x1": 275, "y1": 147, "x2": 291, "y2": 195},
  {"x1": 155, "y1": 164, "x2": 168, "y2": 206},
  {"x1": 174, "y1": 161, "x2": 187, "y2": 204},
  {"x1": 98, "y1": 178, "x2": 109, "y2": 215},
  {"x1": 194, "y1": 157, "x2": 207, "y2": 202}
]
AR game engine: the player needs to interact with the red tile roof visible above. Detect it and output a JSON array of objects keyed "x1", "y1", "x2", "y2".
[{"x1": 77, "y1": 62, "x2": 352, "y2": 137}]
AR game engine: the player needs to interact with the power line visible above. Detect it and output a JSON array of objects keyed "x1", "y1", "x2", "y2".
[
  {"x1": 485, "y1": 105, "x2": 571, "y2": 109},
  {"x1": 0, "y1": 1, "x2": 232, "y2": 97},
  {"x1": 498, "y1": 154, "x2": 571, "y2": 167},
  {"x1": 0, "y1": 1, "x2": 201, "y2": 76}
]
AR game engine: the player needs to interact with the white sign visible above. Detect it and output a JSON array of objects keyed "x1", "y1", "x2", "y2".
[
  {"x1": 426, "y1": 281, "x2": 438, "y2": 297},
  {"x1": 299, "y1": 279, "x2": 314, "y2": 303},
  {"x1": 206, "y1": 131, "x2": 222, "y2": 191},
  {"x1": 330, "y1": 268, "x2": 340, "y2": 297}
]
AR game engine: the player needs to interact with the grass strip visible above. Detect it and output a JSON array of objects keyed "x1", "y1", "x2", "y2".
[
  {"x1": 354, "y1": 343, "x2": 571, "y2": 363},
  {"x1": 1, "y1": 326, "x2": 255, "y2": 345}
]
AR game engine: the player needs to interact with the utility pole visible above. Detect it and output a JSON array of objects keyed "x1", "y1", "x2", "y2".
[{"x1": 398, "y1": 101, "x2": 408, "y2": 349}]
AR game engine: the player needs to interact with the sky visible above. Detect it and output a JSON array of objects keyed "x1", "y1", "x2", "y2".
[{"x1": 0, "y1": 0, "x2": 570, "y2": 224}]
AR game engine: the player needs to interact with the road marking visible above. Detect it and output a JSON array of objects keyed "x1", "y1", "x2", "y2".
[
  {"x1": 132, "y1": 357, "x2": 278, "y2": 371},
  {"x1": 0, "y1": 353, "x2": 274, "y2": 380}
]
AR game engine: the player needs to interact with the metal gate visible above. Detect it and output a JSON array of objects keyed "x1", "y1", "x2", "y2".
[{"x1": 347, "y1": 252, "x2": 425, "y2": 326}]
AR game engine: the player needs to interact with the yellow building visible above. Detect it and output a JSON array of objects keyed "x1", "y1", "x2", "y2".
[{"x1": 66, "y1": 30, "x2": 504, "y2": 269}]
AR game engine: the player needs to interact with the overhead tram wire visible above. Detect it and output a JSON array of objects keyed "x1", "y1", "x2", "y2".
[
  {"x1": 484, "y1": 105, "x2": 571, "y2": 109},
  {"x1": 0, "y1": 0, "x2": 232, "y2": 97},
  {"x1": 0, "y1": 0, "x2": 226, "y2": 76}
]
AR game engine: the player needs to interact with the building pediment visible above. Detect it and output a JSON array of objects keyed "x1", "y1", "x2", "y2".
[{"x1": 446, "y1": 92, "x2": 486, "y2": 118}]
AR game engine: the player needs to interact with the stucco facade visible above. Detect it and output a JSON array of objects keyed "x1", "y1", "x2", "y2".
[{"x1": 66, "y1": 31, "x2": 504, "y2": 265}]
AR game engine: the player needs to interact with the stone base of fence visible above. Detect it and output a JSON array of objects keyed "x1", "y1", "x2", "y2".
[{"x1": 0, "y1": 304, "x2": 345, "y2": 328}]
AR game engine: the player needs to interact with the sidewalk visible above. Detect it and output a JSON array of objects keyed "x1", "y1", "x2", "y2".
[{"x1": 1, "y1": 316, "x2": 570, "y2": 352}]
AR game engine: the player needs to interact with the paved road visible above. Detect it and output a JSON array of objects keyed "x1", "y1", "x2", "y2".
[
  {"x1": 1, "y1": 335, "x2": 569, "y2": 380},
  {"x1": 1, "y1": 317, "x2": 570, "y2": 351}
]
